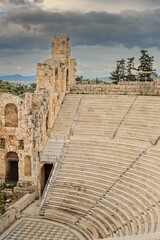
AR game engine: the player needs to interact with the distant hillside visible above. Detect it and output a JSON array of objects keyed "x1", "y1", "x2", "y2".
[
  {"x1": 0, "y1": 80, "x2": 36, "y2": 95},
  {"x1": 98, "y1": 76, "x2": 112, "y2": 82},
  {"x1": 0, "y1": 74, "x2": 36, "y2": 83}
]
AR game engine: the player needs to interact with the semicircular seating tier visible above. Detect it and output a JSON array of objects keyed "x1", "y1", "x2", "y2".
[{"x1": 40, "y1": 94, "x2": 160, "y2": 240}]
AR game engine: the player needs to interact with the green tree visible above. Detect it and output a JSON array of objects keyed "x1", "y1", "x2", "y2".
[
  {"x1": 0, "y1": 80, "x2": 36, "y2": 95},
  {"x1": 75, "y1": 75, "x2": 84, "y2": 83},
  {"x1": 138, "y1": 50, "x2": 156, "y2": 81},
  {"x1": 126, "y1": 57, "x2": 136, "y2": 81},
  {"x1": 110, "y1": 59, "x2": 126, "y2": 83}
]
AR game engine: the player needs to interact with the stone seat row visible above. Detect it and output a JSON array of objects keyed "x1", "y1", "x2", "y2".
[
  {"x1": 67, "y1": 139, "x2": 144, "y2": 150},
  {"x1": 81, "y1": 102, "x2": 134, "y2": 107},
  {"x1": 73, "y1": 123, "x2": 159, "y2": 132},
  {"x1": 116, "y1": 132, "x2": 158, "y2": 143},
  {"x1": 115, "y1": 136, "x2": 150, "y2": 147},
  {"x1": 118, "y1": 122, "x2": 160, "y2": 130},
  {"x1": 75, "y1": 114, "x2": 129, "y2": 122},
  {"x1": 69, "y1": 137, "x2": 144, "y2": 147},
  {"x1": 74, "y1": 116, "x2": 160, "y2": 124},
  {"x1": 65, "y1": 143, "x2": 141, "y2": 153}
]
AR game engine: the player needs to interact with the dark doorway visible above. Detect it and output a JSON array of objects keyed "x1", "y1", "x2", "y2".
[
  {"x1": 9, "y1": 161, "x2": 18, "y2": 182},
  {"x1": 41, "y1": 164, "x2": 53, "y2": 193},
  {"x1": 5, "y1": 152, "x2": 19, "y2": 183}
]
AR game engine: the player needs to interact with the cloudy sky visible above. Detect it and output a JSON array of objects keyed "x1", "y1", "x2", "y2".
[{"x1": 1, "y1": 0, "x2": 160, "y2": 78}]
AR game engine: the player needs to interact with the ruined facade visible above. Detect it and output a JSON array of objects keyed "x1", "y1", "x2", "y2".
[{"x1": 0, "y1": 35, "x2": 76, "y2": 195}]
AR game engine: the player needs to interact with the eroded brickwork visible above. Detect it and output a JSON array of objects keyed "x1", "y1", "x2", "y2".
[
  {"x1": 0, "y1": 35, "x2": 76, "y2": 195},
  {"x1": 71, "y1": 79, "x2": 160, "y2": 95}
]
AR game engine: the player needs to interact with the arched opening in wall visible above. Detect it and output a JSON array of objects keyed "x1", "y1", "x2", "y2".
[
  {"x1": 66, "y1": 69, "x2": 69, "y2": 90},
  {"x1": 5, "y1": 103, "x2": 18, "y2": 127},
  {"x1": 24, "y1": 156, "x2": 31, "y2": 177},
  {"x1": 55, "y1": 67, "x2": 58, "y2": 92},
  {"x1": 41, "y1": 164, "x2": 53, "y2": 193},
  {"x1": 5, "y1": 152, "x2": 19, "y2": 183}
]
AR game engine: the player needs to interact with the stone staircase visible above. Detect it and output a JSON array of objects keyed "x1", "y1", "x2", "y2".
[
  {"x1": 115, "y1": 96, "x2": 160, "y2": 145},
  {"x1": 40, "y1": 94, "x2": 82, "y2": 163},
  {"x1": 40, "y1": 140, "x2": 65, "y2": 163},
  {"x1": 50, "y1": 94, "x2": 82, "y2": 140}
]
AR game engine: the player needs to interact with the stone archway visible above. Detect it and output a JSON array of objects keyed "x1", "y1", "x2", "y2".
[
  {"x1": 5, "y1": 152, "x2": 19, "y2": 183},
  {"x1": 5, "y1": 103, "x2": 18, "y2": 127}
]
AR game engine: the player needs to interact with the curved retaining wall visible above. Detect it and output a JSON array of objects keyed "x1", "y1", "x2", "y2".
[{"x1": 0, "y1": 192, "x2": 36, "y2": 234}]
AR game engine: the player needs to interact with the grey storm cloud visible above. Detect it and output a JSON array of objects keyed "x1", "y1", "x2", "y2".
[
  {"x1": 92, "y1": 0, "x2": 160, "y2": 4},
  {"x1": 6, "y1": 0, "x2": 27, "y2": 4},
  {"x1": 3, "y1": 0, "x2": 43, "y2": 4},
  {"x1": 1, "y1": 9, "x2": 160, "y2": 50},
  {"x1": 85, "y1": 0, "x2": 160, "y2": 7},
  {"x1": 78, "y1": 0, "x2": 160, "y2": 12}
]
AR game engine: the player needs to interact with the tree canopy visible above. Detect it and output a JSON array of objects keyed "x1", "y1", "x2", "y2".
[
  {"x1": 0, "y1": 80, "x2": 36, "y2": 96},
  {"x1": 110, "y1": 50, "x2": 156, "y2": 83}
]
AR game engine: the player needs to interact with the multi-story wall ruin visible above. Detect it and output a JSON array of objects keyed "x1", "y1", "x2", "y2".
[{"x1": 0, "y1": 35, "x2": 76, "y2": 196}]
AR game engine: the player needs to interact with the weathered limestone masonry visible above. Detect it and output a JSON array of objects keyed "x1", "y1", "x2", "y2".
[
  {"x1": 71, "y1": 79, "x2": 160, "y2": 95},
  {"x1": 0, "y1": 35, "x2": 76, "y2": 196}
]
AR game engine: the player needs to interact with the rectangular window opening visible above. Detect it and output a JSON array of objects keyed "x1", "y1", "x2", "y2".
[
  {"x1": 18, "y1": 140, "x2": 24, "y2": 150},
  {"x1": 0, "y1": 138, "x2": 5, "y2": 149}
]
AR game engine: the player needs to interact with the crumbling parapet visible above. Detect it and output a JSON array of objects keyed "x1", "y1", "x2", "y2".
[
  {"x1": 37, "y1": 35, "x2": 76, "y2": 94},
  {"x1": 71, "y1": 79, "x2": 160, "y2": 95}
]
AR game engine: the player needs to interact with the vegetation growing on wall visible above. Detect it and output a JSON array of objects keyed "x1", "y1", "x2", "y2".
[
  {"x1": 75, "y1": 75, "x2": 108, "y2": 84},
  {"x1": 0, "y1": 183, "x2": 16, "y2": 190},
  {"x1": 0, "y1": 183, "x2": 16, "y2": 216},
  {"x1": 0, "y1": 80, "x2": 36, "y2": 95},
  {"x1": 0, "y1": 199, "x2": 5, "y2": 215}
]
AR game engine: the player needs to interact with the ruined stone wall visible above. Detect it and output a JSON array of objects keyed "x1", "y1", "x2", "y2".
[
  {"x1": 71, "y1": 80, "x2": 160, "y2": 95},
  {"x1": 0, "y1": 90, "x2": 50, "y2": 189},
  {"x1": 37, "y1": 35, "x2": 76, "y2": 130},
  {"x1": 0, "y1": 93, "x2": 33, "y2": 184},
  {"x1": 0, "y1": 35, "x2": 76, "y2": 195},
  {"x1": 37, "y1": 35, "x2": 76, "y2": 94}
]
